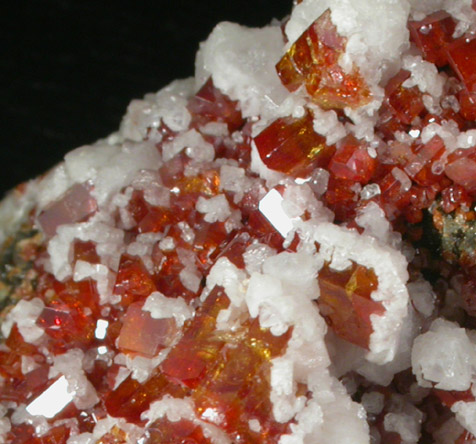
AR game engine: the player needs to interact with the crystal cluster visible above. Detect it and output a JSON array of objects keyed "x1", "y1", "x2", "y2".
[{"x1": 3, "y1": 1, "x2": 476, "y2": 443}]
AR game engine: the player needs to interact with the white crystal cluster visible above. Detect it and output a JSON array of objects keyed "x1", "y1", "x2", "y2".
[{"x1": 2, "y1": 0, "x2": 476, "y2": 443}]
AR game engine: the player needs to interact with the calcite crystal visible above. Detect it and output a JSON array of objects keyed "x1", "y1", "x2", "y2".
[{"x1": 4, "y1": 0, "x2": 476, "y2": 443}]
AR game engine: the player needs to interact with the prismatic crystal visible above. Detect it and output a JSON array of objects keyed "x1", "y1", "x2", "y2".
[{"x1": 4, "y1": 2, "x2": 476, "y2": 443}]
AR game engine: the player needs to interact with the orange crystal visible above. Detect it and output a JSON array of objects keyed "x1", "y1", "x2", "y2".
[
  {"x1": 317, "y1": 261, "x2": 383, "y2": 349},
  {"x1": 146, "y1": 418, "x2": 212, "y2": 444},
  {"x1": 276, "y1": 10, "x2": 372, "y2": 109},
  {"x1": 254, "y1": 112, "x2": 334, "y2": 177}
]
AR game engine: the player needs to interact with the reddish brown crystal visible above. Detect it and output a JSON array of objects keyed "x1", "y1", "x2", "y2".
[
  {"x1": 384, "y1": 70, "x2": 425, "y2": 125},
  {"x1": 187, "y1": 78, "x2": 245, "y2": 132},
  {"x1": 160, "y1": 286, "x2": 231, "y2": 388},
  {"x1": 114, "y1": 254, "x2": 157, "y2": 307},
  {"x1": 409, "y1": 11, "x2": 456, "y2": 67},
  {"x1": 117, "y1": 302, "x2": 177, "y2": 356},
  {"x1": 318, "y1": 261, "x2": 383, "y2": 349},
  {"x1": 448, "y1": 37, "x2": 476, "y2": 93},
  {"x1": 328, "y1": 135, "x2": 376, "y2": 184},
  {"x1": 324, "y1": 176, "x2": 359, "y2": 222},
  {"x1": 445, "y1": 147, "x2": 476, "y2": 192},
  {"x1": 146, "y1": 418, "x2": 212, "y2": 444},
  {"x1": 433, "y1": 388, "x2": 475, "y2": 408},
  {"x1": 254, "y1": 112, "x2": 334, "y2": 177},
  {"x1": 8, "y1": 424, "x2": 71, "y2": 444},
  {"x1": 105, "y1": 372, "x2": 188, "y2": 423},
  {"x1": 458, "y1": 88, "x2": 476, "y2": 121},
  {"x1": 276, "y1": 10, "x2": 372, "y2": 109}
]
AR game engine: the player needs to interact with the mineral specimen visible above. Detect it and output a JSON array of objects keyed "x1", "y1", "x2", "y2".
[{"x1": 3, "y1": 1, "x2": 476, "y2": 443}]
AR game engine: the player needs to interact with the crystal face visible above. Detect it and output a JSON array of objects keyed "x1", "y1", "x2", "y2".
[
  {"x1": 5, "y1": 2, "x2": 476, "y2": 443},
  {"x1": 254, "y1": 112, "x2": 334, "y2": 177},
  {"x1": 276, "y1": 10, "x2": 372, "y2": 109},
  {"x1": 317, "y1": 261, "x2": 382, "y2": 349}
]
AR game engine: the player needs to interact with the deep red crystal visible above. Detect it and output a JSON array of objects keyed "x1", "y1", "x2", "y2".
[
  {"x1": 254, "y1": 112, "x2": 334, "y2": 177},
  {"x1": 408, "y1": 11, "x2": 456, "y2": 67}
]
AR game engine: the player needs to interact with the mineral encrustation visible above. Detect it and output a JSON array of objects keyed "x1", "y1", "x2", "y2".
[{"x1": 2, "y1": 1, "x2": 476, "y2": 443}]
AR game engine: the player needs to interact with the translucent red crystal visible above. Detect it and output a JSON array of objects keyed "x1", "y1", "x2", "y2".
[
  {"x1": 8, "y1": 424, "x2": 71, "y2": 444},
  {"x1": 324, "y1": 176, "x2": 360, "y2": 222},
  {"x1": 408, "y1": 11, "x2": 456, "y2": 67},
  {"x1": 8, "y1": 6, "x2": 476, "y2": 442},
  {"x1": 105, "y1": 371, "x2": 188, "y2": 423},
  {"x1": 160, "y1": 286, "x2": 232, "y2": 388},
  {"x1": 117, "y1": 302, "x2": 177, "y2": 356},
  {"x1": 104, "y1": 285, "x2": 292, "y2": 442},
  {"x1": 254, "y1": 112, "x2": 334, "y2": 177},
  {"x1": 276, "y1": 10, "x2": 372, "y2": 109},
  {"x1": 187, "y1": 77, "x2": 245, "y2": 132},
  {"x1": 328, "y1": 135, "x2": 376, "y2": 184},
  {"x1": 146, "y1": 418, "x2": 212, "y2": 444},
  {"x1": 458, "y1": 88, "x2": 476, "y2": 121},
  {"x1": 445, "y1": 147, "x2": 476, "y2": 192},
  {"x1": 384, "y1": 70, "x2": 425, "y2": 125},
  {"x1": 317, "y1": 261, "x2": 383, "y2": 349},
  {"x1": 447, "y1": 37, "x2": 476, "y2": 93},
  {"x1": 114, "y1": 254, "x2": 157, "y2": 307}
]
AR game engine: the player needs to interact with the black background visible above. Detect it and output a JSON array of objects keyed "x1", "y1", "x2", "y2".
[{"x1": 1, "y1": 1, "x2": 290, "y2": 196}]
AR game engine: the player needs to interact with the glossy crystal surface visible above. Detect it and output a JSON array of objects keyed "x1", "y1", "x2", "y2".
[
  {"x1": 276, "y1": 10, "x2": 372, "y2": 109},
  {"x1": 5, "y1": 3, "x2": 476, "y2": 443}
]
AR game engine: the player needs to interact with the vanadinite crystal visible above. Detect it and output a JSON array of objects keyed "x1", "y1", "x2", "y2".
[{"x1": 6, "y1": 1, "x2": 476, "y2": 443}]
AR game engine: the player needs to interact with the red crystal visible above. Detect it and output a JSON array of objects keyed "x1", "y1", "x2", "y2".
[
  {"x1": 117, "y1": 302, "x2": 177, "y2": 356},
  {"x1": 0, "y1": 363, "x2": 49, "y2": 404},
  {"x1": 458, "y1": 88, "x2": 476, "y2": 121},
  {"x1": 376, "y1": 169, "x2": 413, "y2": 220},
  {"x1": 433, "y1": 388, "x2": 475, "y2": 408},
  {"x1": 384, "y1": 70, "x2": 425, "y2": 125},
  {"x1": 191, "y1": 318, "x2": 291, "y2": 443},
  {"x1": 8, "y1": 424, "x2": 70, "y2": 444},
  {"x1": 73, "y1": 240, "x2": 100, "y2": 264},
  {"x1": 5, "y1": 323, "x2": 38, "y2": 357},
  {"x1": 328, "y1": 135, "x2": 376, "y2": 184},
  {"x1": 254, "y1": 112, "x2": 334, "y2": 177},
  {"x1": 317, "y1": 261, "x2": 383, "y2": 349},
  {"x1": 276, "y1": 10, "x2": 372, "y2": 109},
  {"x1": 408, "y1": 11, "x2": 456, "y2": 67},
  {"x1": 324, "y1": 176, "x2": 359, "y2": 222},
  {"x1": 445, "y1": 147, "x2": 476, "y2": 192},
  {"x1": 105, "y1": 372, "x2": 188, "y2": 423},
  {"x1": 187, "y1": 78, "x2": 245, "y2": 133},
  {"x1": 160, "y1": 286, "x2": 231, "y2": 388},
  {"x1": 146, "y1": 418, "x2": 212, "y2": 444},
  {"x1": 447, "y1": 37, "x2": 476, "y2": 93},
  {"x1": 114, "y1": 254, "x2": 157, "y2": 307},
  {"x1": 153, "y1": 250, "x2": 202, "y2": 301},
  {"x1": 440, "y1": 184, "x2": 472, "y2": 213}
]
